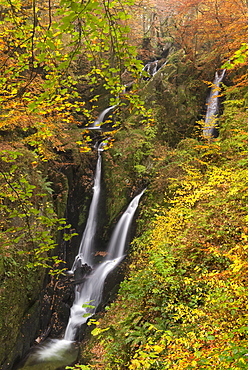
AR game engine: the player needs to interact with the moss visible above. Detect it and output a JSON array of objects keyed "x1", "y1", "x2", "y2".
[
  {"x1": 103, "y1": 127, "x2": 152, "y2": 225},
  {"x1": 77, "y1": 50, "x2": 248, "y2": 368},
  {"x1": 82, "y1": 117, "x2": 248, "y2": 369},
  {"x1": 49, "y1": 170, "x2": 69, "y2": 219}
]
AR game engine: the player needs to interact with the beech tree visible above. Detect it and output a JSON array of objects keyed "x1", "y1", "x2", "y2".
[
  {"x1": 0, "y1": 0, "x2": 144, "y2": 156},
  {"x1": 168, "y1": 0, "x2": 248, "y2": 66}
]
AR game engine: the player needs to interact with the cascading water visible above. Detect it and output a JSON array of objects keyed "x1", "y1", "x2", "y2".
[
  {"x1": 27, "y1": 144, "x2": 145, "y2": 367},
  {"x1": 63, "y1": 256, "x2": 123, "y2": 341},
  {"x1": 107, "y1": 190, "x2": 145, "y2": 261},
  {"x1": 64, "y1": 189, "x2": 145, "y2": 342},
  {"x1": 203, "y1": 69, "x2": 226, "y2": 138},
  {"x1": 69, "y1": 149, "x2": 102, "y2": 270},
  {"x1": 142, "y1": 60, "x2": 167, "y2": 80},
  {"x1": 89, "y1": 105, "x2": 117, "y2": 129}
]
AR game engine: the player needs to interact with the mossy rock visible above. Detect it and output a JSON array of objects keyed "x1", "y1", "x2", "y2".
[{"x1": 0, "y1": 264, "x2": 45, "y2": 370}]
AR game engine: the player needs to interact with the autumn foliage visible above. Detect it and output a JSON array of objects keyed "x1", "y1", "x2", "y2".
[
  {"x1": 0, "y1": 0, "x2": 248, "y2": 369},
  {"x1": 171, "y1": 0, "x2": 248, "y2": 66},
  {"x1": 0, "y1": 0, "x2": 144, "y2": 157}
]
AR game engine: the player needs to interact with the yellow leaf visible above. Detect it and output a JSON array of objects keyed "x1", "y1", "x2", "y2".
[{"x1": 153, "y1": 344, "x2": 164, "y2": 353}]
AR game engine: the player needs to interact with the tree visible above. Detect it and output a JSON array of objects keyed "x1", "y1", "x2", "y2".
[
  {"x1": 0, "y1": 0, "x2": 144, "y2": 156},
  {"x1": 169, "y1": 0, "x2": 248, "y2": 67},
  {"x1": 0, "y1": 0, "x2": 147, "y2": 274}
]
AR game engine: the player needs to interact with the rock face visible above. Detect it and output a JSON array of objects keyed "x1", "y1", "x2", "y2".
[
  {"x1": 38, "y1": 275, "x2": 74, "y2": 341},
  {"x1": 38, "y1": 264, "x2": 93, "y2": 342},
  {"x1": 73, "y1": 264, "x2": 92, "y2": 285},
  {"x1": 0, "y1": 267, "x2": 45, "y2": 370}
]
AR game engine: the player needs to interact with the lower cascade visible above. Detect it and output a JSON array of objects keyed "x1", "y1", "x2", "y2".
[
  {"x1": 65, "y1": 188, "x2": 145, "y2": 343},
  {"x1": 22, "y1": 145, "x2": 145, "y2": 367}
]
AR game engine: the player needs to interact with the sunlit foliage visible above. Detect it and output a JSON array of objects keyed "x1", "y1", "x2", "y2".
[
  {"x1": 170, "y1": 0, "x2": 248, "y2": 67},
  {"x1": 0, "y1": 0, "x2": 144, "y2": 155}
]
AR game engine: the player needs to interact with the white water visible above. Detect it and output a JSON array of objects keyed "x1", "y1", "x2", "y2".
[
  {"x1": 203, "y1": 69, "x2": 226, "y2": 138},
  {"x1": 91, "y1": 105, "x2": 117, "y2": 128},
  {"x1": 34, "y1": 144, "x2": 145, "y2": 360},
  {"x1": 65, "y1": 189, "x2": 145, "y2": 341},
  {"x1": 143, "y1": 61, "x2": 157, "y2": 78},
  {"x1": 64, "y1": 256, "x2": 123, "y2": 341},
  {"x1": 35, "y1": 339, "x2": 74, "y2": 362},
  {"x1": 107, "y1": 189, "x2": 145, "y2": 260},
  {"x1": 142, "y1": 60, "x2": 167, "y2": 79},
  {"x1": 70, "y1": 149, "x2": 102, "y2": 271}
]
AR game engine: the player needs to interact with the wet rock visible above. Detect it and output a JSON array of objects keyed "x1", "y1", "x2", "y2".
[{"x1": 73, "y1": 264, "x2": 92, "y2": 285}]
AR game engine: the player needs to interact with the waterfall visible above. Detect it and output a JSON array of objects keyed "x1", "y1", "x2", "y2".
[
  {"x1": 90, "y1": 105, "x2": 117, "y2": 129},
  {"x1": 142, "y1": 59, "x2": 167, "y2": 80},
  {"x1": 107, "y1": 189, "x2": 145, "y2": 260},
  {"x1": 64, "y1": 256, "x2": 123, "y2": 341},
  {"x1": 64, "y1": 189, "x2": 145, "y2": 341},
  {"x1": 32, "y1": 147, "x2": 145, "y2": 363},
  {"x1": 69, "y1": 148, "x2": 102, "y2": 271},
  {"x1": 203, "y1": 69, "x2": 226, "y2": 138},
  {"x1": 143, "y1": 60, "x2": 158, "y2": 79}
]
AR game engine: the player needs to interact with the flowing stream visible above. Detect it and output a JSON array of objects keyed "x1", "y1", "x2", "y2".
[
  {"x1": 20, "y1": 143, "x2": 145, "y2": 368},
  {"x1": 142, "y1": 59, "x2": 167, "y2": 79}
]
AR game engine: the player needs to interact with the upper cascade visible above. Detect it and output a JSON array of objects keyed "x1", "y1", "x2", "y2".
[
  {"x1": 142, "y1": 59, "x2": 167, "y2": 80},
  {"x1": 89, "y1": 105, "x2": 118, "y2": 130}
]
